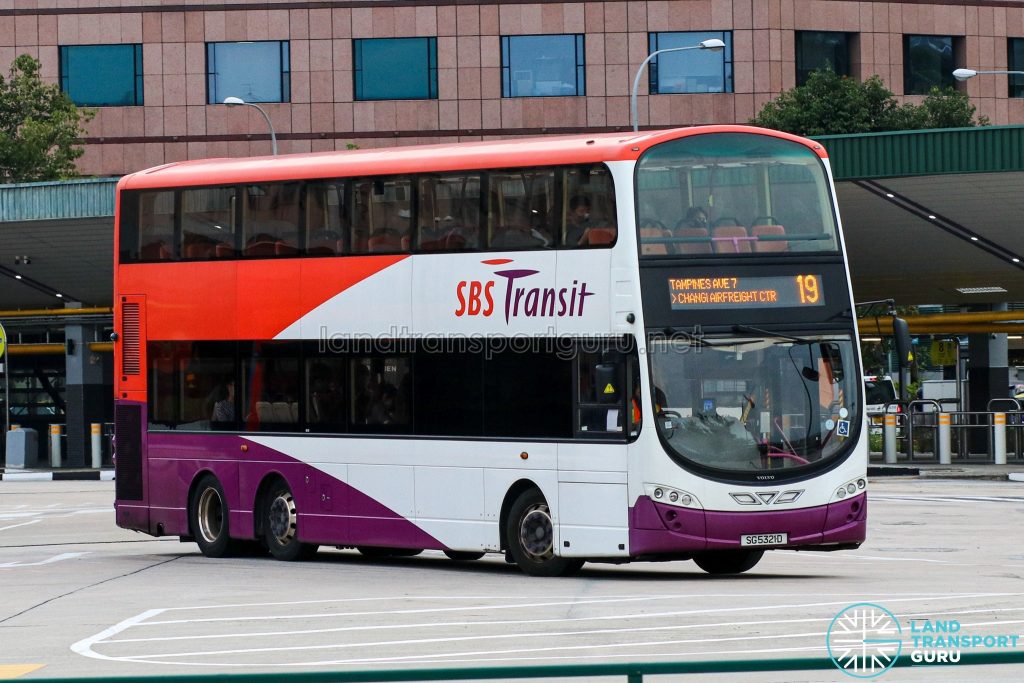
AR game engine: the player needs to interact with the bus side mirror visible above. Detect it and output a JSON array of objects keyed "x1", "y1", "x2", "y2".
[
  {"x1": 893, "y1": 317, "x2": 913, "y2": 369},
  {"x1": 595, "y1": 363, "x2": 621, "y2": 404}
]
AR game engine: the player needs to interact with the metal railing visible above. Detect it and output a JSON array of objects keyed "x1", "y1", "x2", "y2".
[
  {"x1": 872, "y1": 401, "x2": 1024, "y2": 463},
  {"x1": 22, "y1": 651, "x2": 1024, "y2": 683}
]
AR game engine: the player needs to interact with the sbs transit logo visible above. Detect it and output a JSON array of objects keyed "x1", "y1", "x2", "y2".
[{"x1": 454, "y1": 259, "x2": 594, "y2": 324}]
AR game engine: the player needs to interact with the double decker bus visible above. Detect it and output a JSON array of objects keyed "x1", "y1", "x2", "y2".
[{"x1": 113, "y1": 125, "x2": 866, "y2": 576}]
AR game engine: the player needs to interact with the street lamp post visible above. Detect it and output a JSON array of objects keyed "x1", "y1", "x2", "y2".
[
  {"x1": 953, "y1": 68, "x2": 1024, "y2": 82},
  {"x1": 223, "y1": 96, "x2": 278, "y2": 156},
  {"x1": 631, "y1": 38, "x2": 726, "y2": 132}
]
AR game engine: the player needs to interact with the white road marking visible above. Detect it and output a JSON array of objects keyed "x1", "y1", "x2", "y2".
[
  {"x1": 0, "y1": 552, "x2": 87, "y2": 569},
  {"x1": 73, "y1": 592, "x2": 1023, "y2": 667},
  {"x1": 0, "y1": 519, "x2": 41, "y2": 533}
]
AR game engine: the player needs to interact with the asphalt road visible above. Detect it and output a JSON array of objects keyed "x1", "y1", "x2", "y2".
[{"x1": 1, "y1": 477, "x2": 1023, "y2": 682}]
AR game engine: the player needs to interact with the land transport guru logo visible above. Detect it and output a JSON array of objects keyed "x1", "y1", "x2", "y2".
[
  {"x1": 454, "y1": 259, "x2": 594, "y2": 323},
  {"x1": 826, "y1": 602, "x2": 1022, "y2": 678}
]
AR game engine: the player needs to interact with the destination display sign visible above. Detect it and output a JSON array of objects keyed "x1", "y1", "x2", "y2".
[{"x1": 668, "y1": 274, "x2": 825, "y2": 310}]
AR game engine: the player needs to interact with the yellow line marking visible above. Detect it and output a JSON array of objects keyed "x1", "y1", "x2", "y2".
[{"x1": 0, "y1": 665, "x2": 45, "y2": 679}]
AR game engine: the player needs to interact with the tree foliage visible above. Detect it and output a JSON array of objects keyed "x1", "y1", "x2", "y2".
[
  {"x1": 751, "y1": 68, "x2": 989, "y2": 136},
  {"x1": 0, "y1": 54, "x2": 94, "y2": 182}
]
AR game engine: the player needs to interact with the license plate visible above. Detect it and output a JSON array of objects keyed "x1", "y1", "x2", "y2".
[{"x1": 740, "y1": 533, "x2": 788, "y2": 547}]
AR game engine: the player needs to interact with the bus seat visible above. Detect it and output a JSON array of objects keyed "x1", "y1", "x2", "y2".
[
  {"x1": 640, "y1": 227, "x2": 671, "y2": 255},
  {"x1": 185, "y1": 242, "x2": 213, "y2": 259},
  {"x1": 673, "y1": 227, "x2": 712, "y2": 254},
  {"x1": 582, "y1": 227, "x2": 616, "y2": 246},
  {"x1": 401, "y1": 234, "x2": 411, "y2": 251},
  {"x1": 140, "y1": 241, "x2": 171, "y2": 260},
  {"x1": 712, "y1": 225, "x2": 752, "y2": 253},
  {"x1": 244, "y1": 237, "x2": 278, "y2": 257},
  {"x1": 751, "y1": 224, "x2": 789, "y2": 252},
  {"x1": 256, "y1": 401, "x2": 274, "y2": 422},
  {"x1": 275, "y1": 241, "x2": 300, "y2": 256},
  {"x1": 214, "y1": 242, "x2": 236, "y2": 258},
  {"x1": 271, "y1": 402, "x2": 294, "y2": 423},
  {"x1": 368, "y1": 232, "x2": 402, "y2": 253},
  {"x1": 290, "y1": 402, "x2": 299, "y2": 422}
]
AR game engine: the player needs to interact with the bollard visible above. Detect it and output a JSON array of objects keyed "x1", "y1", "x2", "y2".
[
  {"x1": 91, "y1": 423, "x2": 102, "y2": 469},
  {"x1": 938, "y1": 412, "x2": 952, "y2": 465},
  {"x1": 884, "y1": 413, "x2": 898, "y2": 464},
  {"x1": 49, "y1": 424, "x2": 61, "y2": 468},
  {"x1": 993, "y1": 412, "x2": 1007, "y2": 465}
]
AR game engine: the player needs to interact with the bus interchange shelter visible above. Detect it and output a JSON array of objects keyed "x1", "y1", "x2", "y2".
[{"x1": 4, "y1": 127, "x2": 1024, "y2": 467}]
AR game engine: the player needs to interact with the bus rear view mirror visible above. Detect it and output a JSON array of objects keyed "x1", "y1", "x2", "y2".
[{"x1": 595, "y1": 363, "x2": 621, "y2": 404}]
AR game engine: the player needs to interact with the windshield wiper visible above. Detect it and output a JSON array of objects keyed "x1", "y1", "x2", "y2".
[{"x1": 732, "y1": 324, "x2": 813, "y2": 344}]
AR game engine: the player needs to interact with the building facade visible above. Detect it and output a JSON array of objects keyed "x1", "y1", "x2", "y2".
[{"x1": 1, "y1": 0, "x2": 1023, "y2": 175}]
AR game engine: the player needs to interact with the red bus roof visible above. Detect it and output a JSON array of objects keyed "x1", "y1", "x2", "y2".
[{"x1": 118, "y1": 125, "x2": 828, "y2": 191}]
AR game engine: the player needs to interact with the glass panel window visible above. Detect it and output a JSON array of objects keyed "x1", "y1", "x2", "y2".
[
  {"x1": 650, "y1": 333, "x2": 860, "y2": 476},
  {"x1": 137, "y1": 191, "x2": 176, "y2": 261},
  {"x1": 636, "y1": 133, "x2": 839, "y2": 257},
  {"x1": 648, "y1": 32, "x2": 733, "y2": 94},
  {"x1": 484, "y1": 342, "x2": 572, "y2": 438},
  {"x1": 306, "y1": 354, "x2": 347, "y2": 430},
  {"x1": 207, "y1": 41, "x2": 290, "y2": 104},
  {"x1": 1009, "y1": 39, "x2": 1024, "y2": 98},
  {"x1": 353, "y1": 178, "x2": 412, "y2": 253},
  {"x1": 242, "y1": 183, "x2": 301, "y2": 257},
  {"x1": 351, "y1": 355, "x2": 412, "y2": 432},
  {"x1": 795, "y1": 31, "x2": 852, "y2": 86},
  {"x1": 147, "y1": 341, "x2": 237, "y2": 431},
  {"x1": 353, "y1": 38, "x2": 438, "y2": 100},
  {"x1": 562, "y1": 165, "x2": 617, "y2": 248},
  {"x1": 501, "y1": 34, "x2": 585, "y2": 97},
  {"x1": 60, "y1": 44, "x2": 143, "y2": 106},
  {"x1": 488, "y1": 169, "x2": 557, "y2": 248},
  {"x1": 241, "y1": 342, "x2": 300, "y2": 432},
  {"x1": 904, "y1": 35, "x2": 956, "y2": 95},
  {"x1": 181, "y1": 187, "x2": 237, "y2": 259},
  {"x1": 417, "y1": 174, "x2": 483, "y2": 251},
  {"x1": 306, "y1": 181, "x2": 350, "y2": 256}
]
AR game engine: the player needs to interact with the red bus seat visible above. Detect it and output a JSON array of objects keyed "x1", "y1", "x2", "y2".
[
  {"x1": 581, "y1": 227, "x2": 616, "y2": 246},
  {"x1": 673, "y1": 227, "x2": 712, "y2": 254},
  {"x1": 368, "y1": 232, "x2": 403, "y2": 253},
  {"x1": 712, "y1": 225, "x2": 752, "y2": 253},
  {"x1": 751, "y1": 224, "x2": 789, "y2": 252},
  {"x1": 640, "y1": 227, "x2": 671, "y2": 255}
]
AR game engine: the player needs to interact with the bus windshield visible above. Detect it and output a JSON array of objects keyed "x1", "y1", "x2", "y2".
[
  {"x1": 636, "y1": 132, "x2": 839, "y2": 257},
  {"x1": 649, "y1": 333, "x2": 859, "y2": 474}
]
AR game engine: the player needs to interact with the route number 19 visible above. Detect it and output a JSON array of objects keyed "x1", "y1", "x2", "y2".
[{"x1": 796, "y1": 274, "x2": 820, "y2": 304}]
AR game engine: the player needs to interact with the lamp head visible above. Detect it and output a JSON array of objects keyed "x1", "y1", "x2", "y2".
[
  {"x1": 699, "y1": 38, "x2": 727, "y2": 51},
  {"x1": 952, "y1": 68, "x2": 977, "y2": 81},
  {"x1": 223, "y1": 96, "x2": 245, "y2": 106}
]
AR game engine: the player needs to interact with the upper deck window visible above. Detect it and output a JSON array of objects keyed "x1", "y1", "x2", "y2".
[
  {"x1": 636, "y1": 133, "x2": 839, "y2": 258},
  {"x1": 60, "y1": 44, "x2": 144, "y2": 106},
  {"x1": 354, "y1": 38, "x2": 438, "y2": 101},
  {"x1": 648, "y1": 32, "x2": 732, "y2": 94},
  {"x1": 207, "y1": 41, "x2": 290, "y2": 104},
  {"x1": 501, "y1": 35, "x2": 585, "y2": 98}
]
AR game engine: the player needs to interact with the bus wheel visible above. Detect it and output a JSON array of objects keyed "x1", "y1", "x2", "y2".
[
  {"x1": 357, "y1": 547, "x2": 423, "y2": 558},
  {"x1": 693, "y1": 549, "x2": 764, "y2": 575},
  {"x1": 262, "y1": 481, "x2": 318, "y2": 561},
  {"x1": 190, "y1": 475, "x2": 235, "y2": 558},
  {"x1": 506, "y1": 489, "x2": 583, "y2": 577},
  {"x1": 444, "y1": 550, "x2": 485, "y2": 561}
]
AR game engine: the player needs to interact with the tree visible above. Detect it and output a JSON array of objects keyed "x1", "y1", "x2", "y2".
[
  {"x1": 751, "y1": 68, "x2": 988, "y2": 136},
  {"x1": 0, "y1": 54, "x2": 94, "y2": 182}
]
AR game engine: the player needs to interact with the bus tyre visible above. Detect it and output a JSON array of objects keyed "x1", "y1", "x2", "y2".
[
  {"x1": 444, "y1": 550, "x2": 485, "y2": 561},
  {"x1": 262, "y1": 481, "x2": 318, "y2": 561},
  {"x1": 693, "y1": 549, "x2": 764, "y2": 575},
  {"x1": 190, "y1": 475, "x2": 235, "y2": 558},
  {"x1": 506, "y1": 489, "x2": 584, "y2": 577}
]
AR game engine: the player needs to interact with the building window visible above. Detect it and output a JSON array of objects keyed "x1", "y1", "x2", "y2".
[
  {"x1": 648, "y1": 32, "x2": 733, "y2": 94},
  {"x1": 59, "y1": 44, "x2": 143, "y2": 106},
  {"x1": 353, "y1": 38, "x2": 438, "y2": 101},
  {"x1": 207, "y1": 41, "x2": 290, "y2": 104},
  {"x1": 501, "y1": 34, "x2": 585, "y2": 97},
  {"x1": 1009, "y1": 39, "x2": 1024, "y2": 97},
  {"x1": 904, "y1": 35, "x2": 956, "y2": 95},
  {"x1": 795, "y1": 31, "x2": 853, "y2": 86}
]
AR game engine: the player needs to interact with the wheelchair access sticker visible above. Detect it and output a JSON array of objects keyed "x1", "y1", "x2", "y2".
[{"x1": 837, "y1": 420, "x2": 851, "y2": 437}]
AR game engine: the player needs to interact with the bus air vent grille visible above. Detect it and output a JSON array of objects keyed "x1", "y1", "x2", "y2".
[
  {"x1": 114, "y1": 404, "x2": 144, "y2": 501},
  {"x1": 121, "y1": 302, "x2": 141, "y2": 375}
]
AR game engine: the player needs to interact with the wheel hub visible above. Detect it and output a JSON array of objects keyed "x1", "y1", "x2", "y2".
[
  {"x1": 519, "y1": 505, "x2": 553, "y2": 560},
  {"x1": 196, "y1": 488, "x2": 223, "y2": 543},
  {"x1": 268, "y1": 494, "x2": 297, "y2": 543}
]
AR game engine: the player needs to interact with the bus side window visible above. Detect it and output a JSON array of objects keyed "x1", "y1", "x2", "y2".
[
  {"x1": 577, "y1": 350, "x2": 627, "y2": 436},
  {"x1": 306, "y1": 182, "x2": 348, "y2": 256}
]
